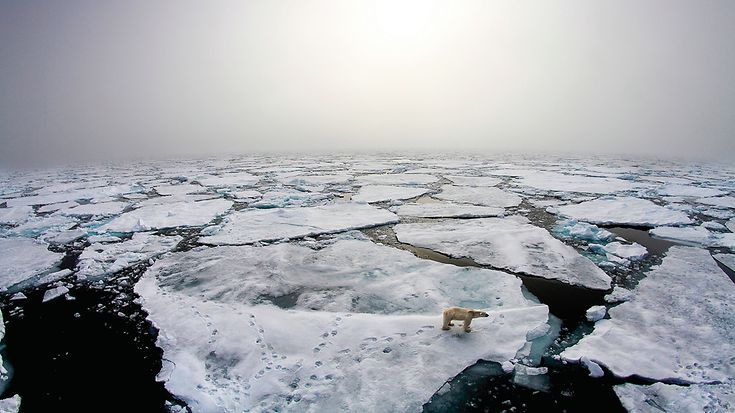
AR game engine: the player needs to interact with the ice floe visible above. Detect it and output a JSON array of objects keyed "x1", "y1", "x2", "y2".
[
  {"x1": 42, "y1": 285, "x2": 70, "y2": 302},
  {"x1": 56, "y1": 201, "x2": 129, "y2": 217},
  {"x1": 713, "y1": 254, "x2": 735, "y2": 273},
  {"x1": 392, "y1": 203, "x2": 504, "y2": 218},
  {"x1": 562, "y1": 247, "x2": 735, "y2": 383},
  {"x1": 76, "y1": 232, "x2": 182, "y2": 278},
  {"x1": 585, "y1": 306, "x2": 606, "y2": 322},
  {"x1": 442, "y1": 176, "x2": 501, "y2": 187},
  {"x1": 593, "y1": 242, "x2": 647, "y2": 261},
  {"x1": 0, "y1": 206, "x2": 33, "y2": 225},
  {"x1": 650, "y1": 225, "x2": 735, "y2": 250},
  {"x1": 355, "y1": 173, "x2": 438, "y2": 185},
  {"x1": 657, "y1": 184, "x2": 725, "y2": 198},
  {"x1": 434, "y1": 185, "x2": 522, "y2": 208},
  {"x1": 154, "y1": 184, "x2": 207, "y2": 196},
  {"x1": 196, "y1": 172, "x2": 260, "y2": 188},
  {"x1": 394, "y1": 218, "x2": 612, "y2": 290},
  {"x1": 604, "y1": 287, "x2": 633, "y2": 303},
  {"x1": 553, "y1": 197, "x2": 692, "y2": 226},
  {"x1": 199, "y1": 203, "x2": 399, "y2": 245},
  {"x1": 511, "y1": 171, "x2": 642, "y2": 194},
  {"x1": 697, "y1": 196, "x2": 735, "y2": 209},
  {"x1": 135, "y1": 237, "x2": 550, "y2": 412},
  {"x1": 553, "y1": 219, "x2": 615, "y2": 243},
  {"x1": 249, "y1": 190, "x2": 331, "y2": 208},
  {"x1": 0, "y1": 238, "x2": 63, "y2": 291},
  {"x1": 98, "y1": 199, "x2": 233, "y2": 233},
  {"x1": 352, "y1": 185, "x2": 430, "y2": 203},
  {"x1": 277, "y1": 174, "x2": 353, "y2": 187},
  {"x1": 614, "y1": 382, "x2": 735, "y2": 413}
]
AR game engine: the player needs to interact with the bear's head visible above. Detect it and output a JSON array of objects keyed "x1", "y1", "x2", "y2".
[{"x1": 470, "y1": 310, "x2": 489, "y2": 318}]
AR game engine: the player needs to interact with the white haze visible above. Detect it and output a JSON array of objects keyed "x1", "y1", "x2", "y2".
[{"x1": 1, "y1": 0, "x2": 734, "y2": 166}]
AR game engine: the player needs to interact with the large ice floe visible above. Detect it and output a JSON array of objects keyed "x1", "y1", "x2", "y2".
[
  {"x1": 509, "y1": 171, "x2": 642, "y2": 194},
  {"x1": 394, "y1": 218, "x2": 611, "y2": 290},
  {"x1": 553, "y1": 197, "x2": 692, "y2": 226},
  {"x1": 442, "y1": 175, "x2": 501, "y2": 187},
  {"x1": 351, "y1": 185, "x2": 430, "y2": 203},
  {"x1": 355, "y1": 173, "x2": 438, "y2": 185},
  {"x1": 0, "y1": 238, "x2": 63, "y2": 291},
  {"x1": 650, "y1": 225, "x2": 735, "y2": 250},
  {"x1": 76, "y1": 232, "x2": 182, "y2": 278},
  {"x1": 199, "y1": 203, "x2": 399, "y2": 245},
  {"x1": 696, "y1": 196, "x2": 735, "y2": 209},
  {"x1": 657, "y1": 184, "x2": 726, "y2": 198},
  {"x1": 614, "y1": 382, "x2": 735, "y2": 413},
  {"x1": 0, "y1": 206, "x2": 34, "y2": 225},
  {"x1": 434, "y1": 185, "x2": 522, "y2": 208},
  {"x1": 562, "y1": 247, "x2": 735, "y2": 383},
  {"x1": 135, "y1": 237, "x2": 549, "y2": 412},
  {"x1": 98, "y1": 199, "x2": 233, "y2": 233},
  {"x1": 196, "y1": 172, "x2": 260, "y2": 188},
  {"x1": 392, "y1": 203, "x2": 504, "y2": 218}
]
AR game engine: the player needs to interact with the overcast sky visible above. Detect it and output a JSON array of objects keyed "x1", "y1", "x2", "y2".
[{"x1": 1, "y1": 1, "x2": 734, "y2": 166}]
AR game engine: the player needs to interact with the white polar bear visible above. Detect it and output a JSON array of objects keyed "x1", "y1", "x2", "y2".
[{"x1": 442, "y1": 307, "x2": 489, "y2": 333}]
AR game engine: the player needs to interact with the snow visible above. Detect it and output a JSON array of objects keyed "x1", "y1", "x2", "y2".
[
  {"x1": 0, "y1": 206, "x2": 33, "y2": 225},
  {"x1": 650, "y1": 225, "x2": 735, "y2": 250},
  {"x1": 56, "y1": 201, "x2": 129, "y2": 217},
  {"x1": 511, "y1": 171, "x2": 641, "y2": 194},
  {"x1": 585, "y1": 306, "x2": 606, "y2": 322},
  {"x1": 553, "y1": 197, "x2": 693, "y2": 226},
  {"x1": 713, "y1": 254, "x2": 735, "y2": 273},
  {"x1": 135, "y1": 237, "x2": 550, "y2": 412},
  {"x1": 394, "y1": 218, "x2": 612, "y2": 290},
  {"x1": 580, "y1": 357, "x2": 605, "y2": 378},
  {"x1": 657, "y1": 184, "x2": 725, "y2": 198},
  {"x1": 42, "y1": 285, "x2": 69, "y2": 302},
  {"x1": 98, "y1": 199, "x2": 233, "y2": 233},
  {"x1": 0, "y1": 238, "x2": 63, "y2": 291},
  {"x1": 355, "y1": 173, "x2": 438, "y2": 185},
  {"x1": 77, "y1": 232, "x2": 182, "y2": 278},
  {"x1": 199, "y1": 203, "x2": 399, "y2": 245},
  {"x1": 434, "y1": 185, "x2": 522, "y2": 208},
  {"x1": 562, "y1": 247, "x2": 735, "y2": 383},
  {"x1": 392, "y1": 203, "x2": 504, "y2": 218},
  {"x1": 553, "y1": 219, "x2": 615, "y2": 242},
  {"x1": 703, "y1": 221, "x2": 727, "y2": 230},
  {"x1": 443, "y1": 176, "x2": 501, "y2": 187},
  {"x1": 352, "y1": 185, "x2": 430, "y2": 203},
  {"x1": 614, "y1": 382, "x2": 735, "y2": 413},
  {"x1": 697, "y1": 196, "x2": 735, "y2": 209}
]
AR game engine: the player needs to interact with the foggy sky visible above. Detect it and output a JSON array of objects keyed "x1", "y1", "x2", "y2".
[{"x1": 1, "y1": 0, "x2": 734, "y2": 166}]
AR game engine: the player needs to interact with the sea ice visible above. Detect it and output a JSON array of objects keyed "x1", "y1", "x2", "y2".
[
  {"x1": 580, "y1": 357, "x2": 605, "y2": 378},
  {"x1": 597, "y1": 242, "x2": 647, "y2": 261},
  {"x1": 434, "y1": 185, "x2": 522, "y2": 208},
  {"x1": 604, "y1": 287, "x2": 633, "y2": 303},
  {"x1": 76, "y1": 233, "x2": 182, "y2": 278},
  {"x1": 585, "y1": 306, "x2": 606, "y2": 322},
  {"x1": 4, "y1": 184, "x2": 142, "y2": 207},
  {"x1": 392, "y1": 203, "x2": 504, "y2": 218},
  {"x1": 0, "y1": 206, "x2": 33, "y2": 225},
  {"x1": 728, "y1": 218, "x2": 735, "y2": 232},
  {"x1": 713, "y1": 254, "x2": 735, "y2": 273},
  {"x1": 562, "y1": 247, "x2": 735, "y2": 383},
  {"x1": 650, "y1": 225, "x2": 735, "y2": 250},
  {"x1": 511, "y1": 171, "x2": 641, "y2": 194},
  {"x1": 199, "y1": 203, "x2": 399, "y2": 245},
  {"x1": 553, "y1": 197, "x2": 692, "y2": 226},
  {"x1": 154, "y1": 184, "x2": 207, "y2": 196},
  {"x1": 249, "y1": 190, "x2": 331, "y2": 208},
  {"x1": 56, "y1": 201, "x2": 129, "y2": 217},
  {"x1": 394, "y1": 218, "x2": 612, "y2": 290},
  {"x1": 196, "y1": 172, "x2": 260, "y2": 188},
  {"x1": 37, "y1": 201, "x2": 80, "y2": 213},
  {"x1": 697, "y1": 196, "x2": 735, "y2": 209},
  {"x1": 614, "y1": 382, "x2": 735, "y2": 413},
  {"x1": 355, "y1": 173, "x2": 438, "y2": 185},
  {"x1": 42, "y1": 285, "x2": 69, "y2": 302},
  {"x1": 352, "y1": 185, "x2": 430, "y2": 203},
  {"x1": 98, "y1": 199, "x2": 233, "y2": 233},
  {"x1": 135, "y1": 237, "x2": 550, "y2": 412},
  {"x1": 277, "y1": 174, "x2": 353, "y2": 187},
  {"x1": 553, "y1": 219, "x2": 615, "y2": 242},
  {"x1": 657, "y1": 184, "x2": 725, "y2": 198},
  {"x1": 0, "y1": 238, "x2": 63, "y2": 291},
  {"x1": 0, "y1": 395, "x2": 21, "y2": 413},
  {"x1": 443, "y1": 176, "x2": 501, "y2": 187}
]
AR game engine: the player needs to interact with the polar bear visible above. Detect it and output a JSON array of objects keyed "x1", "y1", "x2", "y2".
[{"x1": 442, "y1": 307, "x2": 489, "y2": 333}]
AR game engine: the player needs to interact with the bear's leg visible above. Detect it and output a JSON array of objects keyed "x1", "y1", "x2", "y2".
[
  {"x1": 463, "y1": 317, "x2": 472, "y2": 333},
  {"x1": 442, "y1": 313, "x2": 451, "y2": 330}
]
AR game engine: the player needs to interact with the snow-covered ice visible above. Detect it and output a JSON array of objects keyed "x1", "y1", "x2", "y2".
[
  {"x1": 614, "y1": 382, "x2": 735, "y2": 413},
  {"x1": 392, "y1": 203, "x2": 504, "y2": 218},
  {"x1": 249, "y1": 190, "x2": 331, "y2": 208},
  {"x1": 42, "y1": 285, "x2": 70, "y2": 302},
  {"x1": 562, "y1": 247, "x2": 735, "y2": 382},
  {"x1": 0, "y1": 395, "x2": 21, "y2": 413},
  {"x1": 604, "y1": 287, "x2": 633, "y2": 303},
  {"x1": 76, "y1": 233, "x2": 182, "y2": 278},
  {"x1": 585, "y1": 306, "x2": 606, "y2": 322},
  {"x1": 394, "y1": 218, "x2": 612, "y2": 290},
  {"x1": 352, "y1": 185, "x2": 430, "y2": 203},
  {"x1": 199, "y1": 203, "x2": 399, "y2": 245},
  {"x1": 580, "y1": 357, "x2": 605, "y2": 378},
  {"x1": 355, "y1": 173, "x2": 438, "y2": 185},
  {"x1": 657, "y1": 184, "x2": 725, "y2": 198},
  {"x1": 56, "y1": 201, "x2": 129, "y2": 217},
  {"x1": 434, "y1": 185, "x2": 522, "y2": 208},
  {"x1": 135, "y1": 237, "x2": 550, "y2": 412},
  {"x1": 0, "y1": 206, "x2": 33, "y2": 225},
  {"x1": 0, "y1": 238, "x2": 63, "y2": 291},
  {"x1": 196, "y1": 172, "x2": 260, "y2": 188},
  {"x1": 595, "y1": 242, "x2": 647, "y2": 261},
  {"x1": 511, "y1": 171, "x2": 641, "y2": 194},
  {"x1": 154, "y1": 184, "x2": 207, "y2": 196},
  {"x1": 696, "y1": 196, "x2": 735, "y2": 209},
  {"x1": 713, "y1": 254, "x2": 735, "y2": 273},
  {"x1": 98, "y1": 199, "x2": 233, "y2": 233},
  {"x1": 650, "y1": 225, "x2": 735, "y2": 250},
  {"x1": 553, "y1": 197, "x2": 692, "y2": 226},
  {"x1": 443, "y1": 176, "x2": 501, "y2": 187}
]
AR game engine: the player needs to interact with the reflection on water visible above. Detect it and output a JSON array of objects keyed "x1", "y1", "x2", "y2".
[{"x1": 607, "y1": 227, "x2": 678, "y2": 256}]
